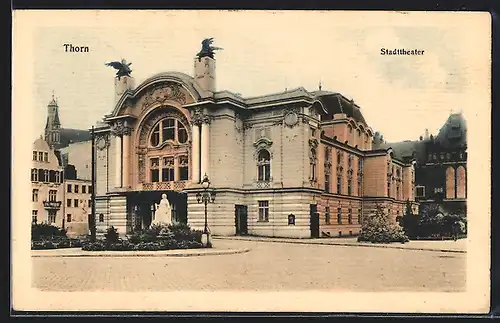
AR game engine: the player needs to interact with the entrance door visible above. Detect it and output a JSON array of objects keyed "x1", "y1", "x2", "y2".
[
  {"x1": 310, "y1": 204, "x2": 320, "y2": 238},
  {"x1": 235, "y1": 205, "x2": 248, "y2": 235}
]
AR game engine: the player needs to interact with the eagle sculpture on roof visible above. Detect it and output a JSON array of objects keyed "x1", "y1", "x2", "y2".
[
  {"x1": 196, "y1": 38, "x2": 223, "y2": 60},
  {"x1": 105, "y1": 59, "x2": 132, "y2": 80}
]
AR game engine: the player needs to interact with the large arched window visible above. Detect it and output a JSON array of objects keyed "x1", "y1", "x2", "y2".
[
  {"x1": 456, "y1": 166, "x2": 466, "y2": 198},
  {"x1": 150, "y1": 118, "x2": 188, "y2": 147},
  {"x1": 446, "y1": 166, "x2": 456, "y2": 199},
  {"x1": 257, "y1": 149, "x2": 271, "y2": 181}
]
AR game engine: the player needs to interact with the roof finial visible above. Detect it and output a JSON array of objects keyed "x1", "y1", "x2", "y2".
[
  {"x1": 52, "y1": 90, "x2": 54, "y2": 100},
  {"x1": 318, "y1": 80, "x2": 322, "y2": 91}
]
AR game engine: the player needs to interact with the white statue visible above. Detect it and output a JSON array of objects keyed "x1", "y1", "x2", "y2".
[{"x1": 151, "y1": 194, "x2": 172, "y2": 227}]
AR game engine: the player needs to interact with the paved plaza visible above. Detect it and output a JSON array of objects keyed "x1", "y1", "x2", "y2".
[{"x1": 32, "y1": 239, "x2": 466, "y2": 292}]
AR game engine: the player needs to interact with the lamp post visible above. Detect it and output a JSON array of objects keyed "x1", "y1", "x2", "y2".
[{"x1": 196, "y1": 173, "x2": 216, "y2": 247}]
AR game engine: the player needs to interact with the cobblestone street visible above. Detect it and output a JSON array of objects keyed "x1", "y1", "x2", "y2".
[{"x1": 32, "y1": 239, "x2": 466, "y2": 292}]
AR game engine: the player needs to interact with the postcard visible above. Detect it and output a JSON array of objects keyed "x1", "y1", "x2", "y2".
[{"x1": 12, "y1": 10, "x2": 491, "y2": 313}]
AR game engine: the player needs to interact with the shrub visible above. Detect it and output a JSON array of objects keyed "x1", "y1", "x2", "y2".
[
  {"x1": 104, "y1": 226, "x2": 120, "y2": 244},
  {"x1": 82, "y1": 240, "x2": 106, "y2": 251},
  {"x1": 31, "y1": 223, "x2": 67, "y2": 241},
  {"x1": 358, "y1": 204, "x2": 409, "y2": 244}
]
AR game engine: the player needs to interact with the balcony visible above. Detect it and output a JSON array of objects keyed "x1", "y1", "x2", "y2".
[
  {"x1": 43, "y1": 200, "x2": 62, "y2": 210},
  {"x1": 140, "y1": 181, "x2": 188, "y2": 192}
]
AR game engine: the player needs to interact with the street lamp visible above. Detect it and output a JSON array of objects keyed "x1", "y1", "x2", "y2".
[{"x1": 196, "y1": 173, "x2": 216, "y2": 247}]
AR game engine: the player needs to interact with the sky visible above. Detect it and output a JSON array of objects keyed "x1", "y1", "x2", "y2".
[{"x1": 28, "y1": 10, "x2": 490, "y2": 143}]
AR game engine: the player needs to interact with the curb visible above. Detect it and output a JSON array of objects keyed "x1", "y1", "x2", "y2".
[
  {"x1": 32, "y1": 248, "x2": 251, "y2": 258},
  {"x1": 213, "y1": 237, "x2": 466, "y2": 254}
]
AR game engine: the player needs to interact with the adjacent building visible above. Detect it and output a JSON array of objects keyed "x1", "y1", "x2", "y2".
[
  {"x1": 376, "y1": 112, "x2": 467, "y2": 216},
  {"x1": 32, "y1": 96, "x2": 93, "y2": 237},
  {"x1": 31, "y1": 137, "x2": 65, "y2": 226},
  {"x1": 91, "y1": 44, "x2": 419, "y2": 239}
]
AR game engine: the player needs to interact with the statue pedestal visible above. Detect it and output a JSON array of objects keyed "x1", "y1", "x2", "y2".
[
  {"x1": 201, "y1": 233, "x2": 212, "y2": 248},
  {"x1": 115, "y1": 76, "x2": 135, "y2": 103}
]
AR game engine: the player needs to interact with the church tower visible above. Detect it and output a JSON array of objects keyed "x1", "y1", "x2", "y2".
[{"x1": 44, "y1": 93, "x2": 61, "y2": 148}]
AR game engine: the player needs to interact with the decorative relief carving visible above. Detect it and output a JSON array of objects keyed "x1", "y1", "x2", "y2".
[
  {"x1": 309, "y1": 138, "x2": 319, "y2": 149},
  {"x1": 284, "y1": 111, "x2": 299, "y2": 128},
  {"x1": 111, "y1": 120, "x2": 132, "y2": 136},
  {"x1": 190, "y1": 107, "x2": 211, "y2": 126},
  {"x1": 234, "y1": 118, "x2": 243, "y2": 133},
  {"x1": 140, "y1": 82, "x2": 187, "y2": 111},
  {"x1": 309, "y1": 105, "x2": 319, "y2": 119},
  {"x1": 95, "y1": 133, "x2": 111, "y2": 151}
]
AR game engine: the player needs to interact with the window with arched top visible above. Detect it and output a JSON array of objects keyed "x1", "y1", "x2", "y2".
[
  {"x1": 257, "y1": 149, "x2": 271, "y2": 181},
  {"x1": 149, "y1": 117, "x2": 189, "y2": 147},
  {"x1": 446, "y1": 166, "x2": 456, "y2": 199},
  {"x1": 456, "y1": 166, "x2": 466, "y2": 198}
]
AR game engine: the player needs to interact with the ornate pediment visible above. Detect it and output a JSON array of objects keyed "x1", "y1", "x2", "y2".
[{"x1": 253, "y1": 137, "x2": 273, "y2": 149}]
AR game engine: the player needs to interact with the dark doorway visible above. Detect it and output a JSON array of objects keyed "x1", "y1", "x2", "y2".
[
  {"x1": 310, "y1": 204, "x2": 320, "y2": 238},
  {"x1": 235, "y1": 205, "x2": 248, "y2": 235}
]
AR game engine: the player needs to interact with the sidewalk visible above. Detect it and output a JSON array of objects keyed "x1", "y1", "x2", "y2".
[
  {"x1": 31, "y1": 246, "x2": 250, "y2": 258},
  {"x1": 213, "y1": 235, "x2": 467, "y2": 253}
]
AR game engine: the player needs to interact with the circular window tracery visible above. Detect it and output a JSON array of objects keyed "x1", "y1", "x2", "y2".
[{"x1": 149, "y1": 117, "x2": 189, "y2": 147}]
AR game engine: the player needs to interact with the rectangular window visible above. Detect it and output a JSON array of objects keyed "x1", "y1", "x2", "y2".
[
  {"x1": 88, "y1": 200, "x2": 92, "y2": 208},
  {"x1": 67, "y1": 214, "x2": 72, "y2": 222},
  {"x1": 48, "y1": 210, "x2": 57, "y2": 224},
  {"x1": 178, "y1": 155, "x2": 189, "y2": 181},
  {"x1": 75, "y1": 185, "x2": 79, "y2": 193},
  {"x1": 67, "y1": 199, "x2": 71, "y2": 207},
  {"x1": 416, "y1": 186, "x2": 425, "y2": 197},
  {"x1": 43, "y1": 152, "x2": 48, "y2": 162},
  {"x1": 337, "y1": 176, "x2": 342, "y2": 194},
  {"x1": 162, "y1": 157, "x2": 175, "y2": 182},
  {"x1": 48, "y1": 190, "x2": 57, "y2": 202},
  {"x1": 348, "y1": 208, "x2": 352, "y2": 224},
  {"x1": 32, "y1": 214, "x2": 37, "y2": 224},
  {"x1": 88, "y1": 186, "x2": 93, "y2": 194},
  {"x1": 358, "y1": 208, "x2": 362, "y2": 224},
  {"x1": 162, "y1": 119, "x2": 175, "y2": 141},
  {"x1": 74, "y1": 199, "x2": 79, "y2": 208},
  {"x1": 38, "y1": 152, "x2": 44, "y2": 161},
  {"x1": 347, "y1": 179, "x2": 352, "y2": 195},
  {"x1": 150, "y1": 158, "x2": 160, "y2": 182},
  {"x1": 258, "y1": 201, "x2": 269, "y2": 222},
  {"x1": 325, "y1": 206, "x2": 330, "y2": 224},
  {"x1": 31, "y1": 169, "x2": 38, "y2": 182},
  {"x1": 337, "y1": 207, "x2": 342, "y2": 224},
  {"x1": 99, "y1": 214, "x2": 104, "y2": 222},
  {"x1": 32, "y1": 189, "x2": 38, "y2": 202},
  {"x1": 325, "y1": 174, "x2": 330, "y2": 193},
  {"x1": 67, "y1": 184, "x2": 72, "y2": 193},
  {"x1": 32, "y1": 151, "x2": 37, "y2": 161},
  {"x1": 44, "y1": 170, "x2": 49, "y2": 182},
  {"x1": 82, "y1": 185, "x2": 86, "y2": 194},
  {"x1": 55, "y1": 171, "x2": 60, "y2": 183}
]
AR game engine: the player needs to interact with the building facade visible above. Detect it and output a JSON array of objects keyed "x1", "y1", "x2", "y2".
[
  {"x1": 31, "y1": 137, "x2": 64, "y2": 226},
  {"x1": 376, "y1": 112, "x2": 467, "y2": 216},
  {"x1": 91, "y1": 47, "x2": 418, "y2": 238},
  {"x1": 31, "y1": 136, "x2": 92, "y2": 237}
]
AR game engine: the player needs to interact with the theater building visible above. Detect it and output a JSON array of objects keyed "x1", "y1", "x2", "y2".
[{"x1": 92, "y1": 47, "x2": 418, "y2": 238}]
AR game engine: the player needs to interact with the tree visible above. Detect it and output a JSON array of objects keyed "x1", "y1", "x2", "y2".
[{"x1": 358, "y1": 204, "x2": 409, "y2": 243}]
